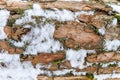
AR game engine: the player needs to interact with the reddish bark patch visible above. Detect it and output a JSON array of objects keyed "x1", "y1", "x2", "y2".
[
  {"x1": 98, "y1": 67, "x2": 120, "y2": 74},
  {"x1": 104, "y1": 27, "x2": 120, "y2": 40},
  {"x1": 0, "y1": 41, "x2": 23, "y2": 54},
  {"x1": 78, "y1": 13, "x2": 113, "y2": 28},
  {"x1": 54, "y1": 22, "x2": 102, "y2": 49},
  {"x1": 40, "y1": 1, "x2": 111, "y2": 12},
  {"x1": 4, "y1": 26, "x2": 30, "y2": 41},
  {"x1": 32, "y1": 52, "x2": 65, "y2": 65},
  {"x1": 87, "y1": 52, "x2": 120, "y2": 63}
]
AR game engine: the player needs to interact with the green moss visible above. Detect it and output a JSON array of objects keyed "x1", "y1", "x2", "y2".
[
  {"x1": 108, "y1": 63, "x2": 118, "y2": 67},
  {"x1": 7, "y1": 18, "x2": 16, "y2": 26},
  {"x1": 65, "y1": 71, "x2": 74, "y2": 76},
  {"x1": 92, "y1": 63, "x2": 97, "y2": 66},
  {"x1": 98, "y1": 63, "x2": 103, "y2": 68},
  {"x1": 115, "y1": 14, "x2": 120, "y2": 20},
  {"x1": 16, "y1": 8, "x2": 25, "y2": 15},
  {"x1": 10, "y1": 8, "x2": 25, "y2": 15},
  {"x1": 86, "y1": 73, "x2": 94, "y2": 80},
  {"x1": 58, "y1": 38, "x2": 66, "y2": 44},
  {"x1": 92, "y1": 26, "x2": 99, "y2": 34},
  {"x1": 53, "y1": 58, "x2": 65, "y2": 64}
]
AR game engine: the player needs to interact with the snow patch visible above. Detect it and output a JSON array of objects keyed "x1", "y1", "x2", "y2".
[
  {"x1": 66, "y1": 49, "x2": 87, "y2": 69},
  {"x1": 111, "y1": 18, "x2": 117, "y2": 27},
  {"x1": 95, "y1": 73, "x2": 120, "y2": 80},
  {"x1": 0, "y1": 27, "x2": 7, "y2": 40},
  {"x1": 0, "y1": 51, "x2": 40, "y2": 80},
  {"x1": 22, "y1": 23, "x2": 63, "y2": 55},
  {"x1": 53, "y1": 69, "x2": 86, "y2": 76},
  {"x1": 0, "y1": 10, "x2": 10, "y2": 27},
  {"x1": 0, "y1": 10, "x2": 10, "y2": 39},
  {"x1": 110, "y1": 4, "x2": 120, "y2": 13},
  {"x1": 15, "y1": 4, "x2": 94, "y2": 55},
  {"x1": 104, "y1": 39, "x2": 120, "y2": 51},
  {"x1": 9, "y1": 39, "x2": 25, "y2": 47},
  {"x1": 98, "y1": 27, "x2": 106, "y2": 35},
  {"x1": 16, "y1": 4, "x2": 94, "y2": 24},
  {"x1": 101, "y1": 61, "x2": 117, "y2": 67}
]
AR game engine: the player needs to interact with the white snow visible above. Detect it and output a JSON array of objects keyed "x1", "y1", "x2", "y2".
[
  {"x1": 14, "y1": 4, "x2": 95, "y2": 55},
  {"x1": 86, "y1": 50, "x2": 96, "y2": 54},
  {"x1": 66, "y1": 49, "x2": 95, "y2": 69},
  {"x1": 98, "y1": 27, "x2": 106, "y2": 35},
  {"x1": 53, "y1": 69, "x2": 86, "y2": 76},
  {"x1": 21, "y1": 23, "x2": 63, "y2": 55},
  {"x1": 95, "y1": 73, "x2": 120, "y2": 80},
  {"x1": 0, "y1": 10, "x2": 10, "y2": 27},
  {"x1": 2, "y1": 3, "x2": 118, "y2": 79},
  {"x1": 110, "y1": 4, "x2": 120, "y2": 13},
  {"x1": 111, "y1": 18, "x2": 117, "y2": 27},
  {"x1": 66, "y1": 49, "x2": 87, "y2": 69},
  {"x1": 0, "y1": 51, "x2": 40, "y2": 80},
  {"x1": 0, "y1": 10, "x2": 10, "y2": 39},
  {"x1": 101, "y1": 61, "x2": 117, "y2": 67},
  {"x1": 8, "y1": 39, "x2": 25, "y2": 47},
  {"x1": 104, "y1": 39, "x2": 120, "y2": 51},
  {"x1": 0, "y1": 27, "x2": 8, "y2": 40},
  {"x1": 16, "y1": 4, "x2": 94, "y2": 24}
]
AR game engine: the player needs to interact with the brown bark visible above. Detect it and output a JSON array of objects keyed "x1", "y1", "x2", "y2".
[
  {"x1": 98, "y1": 67, "x2": 120, "y2": 74},
  {"x1": 0, "y1": 41, "x2": 23, "y2": 54},
  {"x1": 87, "y1": 52, "x2": 120, "y2": 63},
  {"x1": 54, "y1": 22, "x2": 102, "y2": 49},
  {"x1": 4, "y1": 26, "x2": 30, "y2": 41},
  {"x1": 78, "y1": 13, "x2": 113, "y2": 28},
  {"x1": 32, "y1": 52, "x2": 65, "y2": 65},
  {"x1": 0, "y1": 1, "x2": 112, "y2": 12}
]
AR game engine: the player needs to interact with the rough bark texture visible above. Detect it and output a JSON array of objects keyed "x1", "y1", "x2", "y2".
[
  {"x1": 54, "y1": 22, "x2": 103, "y2": 49},
  {"x1": 87, "y1": 52, "x2": 120, "y2": 63},
  {"x1": 1, "y1": 0, "x2": 120, "y2": 80},
  {"x1": 0, "y1": 41, "x2": 23, "y2": 54},
  {"x1": 31, "y1": 52, "x2": 65, "y2": 65}
]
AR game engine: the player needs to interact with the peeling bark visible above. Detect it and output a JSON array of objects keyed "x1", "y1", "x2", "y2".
[
  {"x1": 0, "y1": 41, "x2": 23, "y2": 54},
  {"x1": 4, "y1": 26, "x2": 30, "y2": 41},
  {"x1": 87, "y1": 52, "x2": 120, "y2": 63},
  {"x1": 54, "y1": 22, "x2": 102, "y2": 49},
  {"x1": 31, "y1": 52, "x2": 65, "y2": 65}
]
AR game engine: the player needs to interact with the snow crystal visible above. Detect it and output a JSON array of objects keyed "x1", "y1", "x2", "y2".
[
  {"x1": 66, "y1": 49, "x2": 87, "y2": 69},
  {"x1": 98, "y1": 27, "x2": 106, "y2": 35},
  {"x1": 0, "y1": 51, "x2": 40, "y2": 80},
  {"x1": 104, "y1": 39, "x2": 120, "y2": 51}
]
